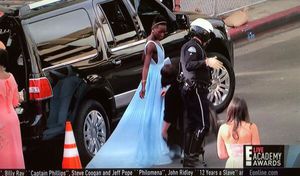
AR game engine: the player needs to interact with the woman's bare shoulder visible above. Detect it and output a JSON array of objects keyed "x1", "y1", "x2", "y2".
[
  {"x1": 219, "y1": 123, "x2": 229, "y2": 132},
  {"x1": 249, "y1": 122, "x2": 258, "y2": 130},
  {"x1": 0, "y1": 71, "x2": 11, "y2": 80}
]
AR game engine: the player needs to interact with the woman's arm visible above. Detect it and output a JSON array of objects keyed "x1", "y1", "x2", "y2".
[
  {"x1": 251, "y1": 123, "x2": 261, "y2": 145},
  {"x1": 139, "y1": 42, "x2": 155, "y2": 99},
  {"x1": 217, "y1": 125, "x2": 229, "y2": 160},
  {"x1": 11, "y1": 74, "x2": 20, "y2": 107}
]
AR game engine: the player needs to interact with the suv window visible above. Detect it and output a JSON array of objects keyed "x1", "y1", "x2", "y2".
[
  {"x1": 27, "y1": 9, "x2": 97, "y2": 68},
  {"x1": 99, "y1": 0, "x2": 138, "y2": 48},
  {"x1": 129, "y1": 0, "x2": 174, "y2": 35}
]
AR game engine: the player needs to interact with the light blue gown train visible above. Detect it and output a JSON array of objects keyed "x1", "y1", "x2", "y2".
[{"x1": 86, "y1": 40, "x2": 171, "y2": 168}]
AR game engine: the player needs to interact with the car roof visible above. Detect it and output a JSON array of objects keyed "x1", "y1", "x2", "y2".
[
  {"x1": 19, "y1": 0, "x2": 88, "y2": 18},
  {"x1": 2, "y1": 0, "x2": 114, "y2": 20}
]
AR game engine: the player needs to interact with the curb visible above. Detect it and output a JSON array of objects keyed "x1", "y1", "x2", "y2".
[{"x1": 229, "y1": 6, "x2": 300, "y2": 42}]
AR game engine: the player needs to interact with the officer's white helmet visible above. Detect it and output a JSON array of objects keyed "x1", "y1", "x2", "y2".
[{"x1": 189, "y1": 18, "x2": 214, "y2": 43}]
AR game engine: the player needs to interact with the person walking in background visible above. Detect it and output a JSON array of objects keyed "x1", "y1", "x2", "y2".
[
  {"x1": 161, "y1": 63, "x2": 184, "y2": 158},
  {"x1": 86, "y1": 15, "x2": 171, "y2": 168},
  {"x1": 217, "y1": 97, "x2": 260, "y2": 168},
  {"x1": 0, "y1": 42, "x2": 25, "y2": 169}
]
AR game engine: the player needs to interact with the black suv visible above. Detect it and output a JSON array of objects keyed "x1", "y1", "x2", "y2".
[{"x1": 0, "y1": 0, "x2": 234, "y2": 165}]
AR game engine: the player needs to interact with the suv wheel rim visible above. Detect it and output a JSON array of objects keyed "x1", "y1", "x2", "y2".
[
  {"x1": 208, "y1": 68, "x2": 230, "y2": 106},
  {"x1": 83, "y1": 110, "x2": 107, "y2": 156}
]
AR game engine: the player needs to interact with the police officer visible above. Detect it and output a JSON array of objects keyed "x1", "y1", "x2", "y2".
[{"x1": 180, "y1": 18, "x2": 223, "y2": 167}]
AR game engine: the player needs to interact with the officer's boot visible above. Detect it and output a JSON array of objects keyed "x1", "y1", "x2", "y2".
[
  {"x1": 190, "y1": 132, "x2": 206, "y2": 167},
  {"x1": 183, "y1": 133, "x2": 196, "y2": 167}
]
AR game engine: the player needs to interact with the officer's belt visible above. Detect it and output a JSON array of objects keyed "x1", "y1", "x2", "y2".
[{"x1": 184, "y1": 80, "x2": 210, "y2": 90}]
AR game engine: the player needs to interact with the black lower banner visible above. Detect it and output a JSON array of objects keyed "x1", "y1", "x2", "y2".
[{"x1": 0, "y1": 169, "x2": 300, "y2": 176}]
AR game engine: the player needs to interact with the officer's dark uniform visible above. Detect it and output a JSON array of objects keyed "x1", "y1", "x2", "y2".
[{"x1": 180, "y1": 38, "x2": 211, "y2": 167}]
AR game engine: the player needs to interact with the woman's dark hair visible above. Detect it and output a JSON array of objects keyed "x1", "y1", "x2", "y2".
[
  {"x1": 161, "y1": 64, "x2": 177, "y2": 87},
  {"x1": 226, "y1": 97, "x2": 250, "y2": 141},
  {"x1": 0, "y1": 49, "x2": 8, "y2": 67},
  {"x1": 152, "y1": 15, "x2": 167, "y2": 29}
]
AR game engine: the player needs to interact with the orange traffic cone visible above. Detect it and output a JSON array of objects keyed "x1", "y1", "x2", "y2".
[{"x1": 62, "y1": 121, "x2": 82, "y2": 169}]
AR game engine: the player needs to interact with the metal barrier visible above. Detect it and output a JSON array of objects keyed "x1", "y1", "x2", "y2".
[{"x1": 178, "y1": 0, "x2": 266, "y2": 16}]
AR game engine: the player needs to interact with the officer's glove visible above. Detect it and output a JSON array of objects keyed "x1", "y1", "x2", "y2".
[{"x1": 206, "y1": 56, "x2": 224, "y2": 70}]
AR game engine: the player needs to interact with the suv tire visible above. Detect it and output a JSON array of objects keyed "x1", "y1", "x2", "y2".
[
  {"x1": 207, "y1": 52, "x2": 235, "y2": 113},
  {"x1": 74, "y1": 100, "x2": 110, "y2": 165},
  {"x1": 209, "y1": 105, "x2": 220, "y2": 137}
]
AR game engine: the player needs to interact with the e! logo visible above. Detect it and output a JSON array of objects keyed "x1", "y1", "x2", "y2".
[{"x1": 245, "y1": 146, "x2": 252, "y2": 166}]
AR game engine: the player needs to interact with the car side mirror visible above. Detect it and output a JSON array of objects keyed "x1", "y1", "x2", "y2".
[{"x1": 176, "y1": 14, "x2": 190, "y2": 29}]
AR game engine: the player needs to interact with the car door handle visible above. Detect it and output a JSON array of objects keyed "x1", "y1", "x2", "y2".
[
  {"x1": 112, "y1": 59, "x2": 122, "y2": 65},
  {"x1": 15, "y1": 106, "x2": 24, "y2": 115}
]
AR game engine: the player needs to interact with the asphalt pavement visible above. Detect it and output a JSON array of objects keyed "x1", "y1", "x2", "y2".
[
  {"x1": 23, "y1": 0, "x2": 300, "y2": 169},
  {"x1": 156, "y1": 0, "x2": 300, "y2": 168},
  {"x1": 158, "y1": 21, "x2": 300, "y2": 168}
]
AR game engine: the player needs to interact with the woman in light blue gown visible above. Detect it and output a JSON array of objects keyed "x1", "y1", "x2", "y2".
[{"x1": 86, "y1": 16, "x2": 171, "y2": 168}]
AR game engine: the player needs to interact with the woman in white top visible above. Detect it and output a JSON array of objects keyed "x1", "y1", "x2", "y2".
[{"x1": 217, "y1": 97, "x2": 260, "y2": 168}]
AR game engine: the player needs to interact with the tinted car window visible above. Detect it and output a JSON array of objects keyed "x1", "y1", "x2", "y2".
[
  {"x1": 99, "y1": 0, "x2": 138, "y2": 47},
  {"x1": 130, "y1": 0, "x2": 175, "y2": 35},
  {"x1": 27, "y1": 9, "x2": 97, "y2": 68}
]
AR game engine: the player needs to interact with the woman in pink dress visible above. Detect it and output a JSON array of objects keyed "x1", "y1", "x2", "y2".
[
  {"x1": 0, "y1": 46, "x2": 25, "y2": 169},
  {"x1": 217, "y1": 97, "x2": 260, "y2": 168}
]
